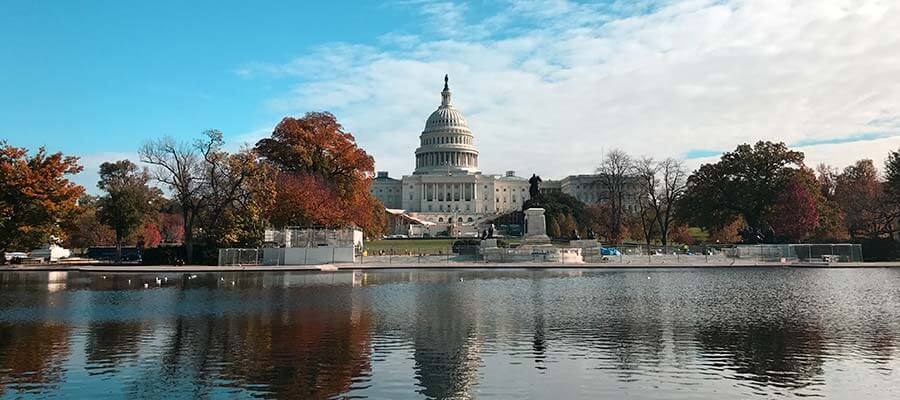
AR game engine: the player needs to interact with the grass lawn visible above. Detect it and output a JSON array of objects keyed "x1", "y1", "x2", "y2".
[
  {"x1": 364, "y1": 239, "x2": 457, "y2": 253},
  {"x1": 364, "y1": 237, "x2": 539, "y2": 254}
]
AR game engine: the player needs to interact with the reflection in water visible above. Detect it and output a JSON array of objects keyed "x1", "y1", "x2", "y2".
[
  {"x1": 412, "y1": 280, "x2": 483, "y2": 399},
  {"x1": 0, "y1": 322, "x2": 70, "y2": 397},
  {"x1": 0, "y1": 268, "x2": 899, "y2": 399}
]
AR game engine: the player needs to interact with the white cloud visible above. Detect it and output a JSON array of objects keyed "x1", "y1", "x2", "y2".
[
  {"x1": 238, "y1": 0, "x2": 900, "y2": 179},
  {"x1": 72, "y1": 152, "x2": 138, "y2": 194}
]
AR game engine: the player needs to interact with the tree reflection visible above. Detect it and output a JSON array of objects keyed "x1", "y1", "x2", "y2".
[
  {"x1": 122, "y1": 285, "x2": 372, "y2": 399},
  {"x1": 696, "y1": 323, "x2": 826, "y2": 389},
  {"x1": 0, "y1": 322, "x2": 71, "y2": 396},
  {"x1": 84, "y1": 321, "x2": 146, "y2": 373}
]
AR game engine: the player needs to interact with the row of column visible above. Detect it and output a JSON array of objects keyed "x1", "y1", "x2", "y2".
[
  {"x1": 422, "y1": 182, "x2": 476, "y2": 202},
  {"x1": 416, "y1": 152, "x2": 478, "y2": 168},
  {"x1": 424, "y1": 136, "x2": 472, "y2": 145}
]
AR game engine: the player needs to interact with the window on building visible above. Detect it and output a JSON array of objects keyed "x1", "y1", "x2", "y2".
[
  {"x1": 467, "y1": 217, "x2": 473, "y2": 222},
  {"x1": 438, "y1": 217, "x2": 444, "y2": 222}
]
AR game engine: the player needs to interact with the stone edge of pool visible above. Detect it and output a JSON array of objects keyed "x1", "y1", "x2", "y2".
[{"x1": 3, "y1": 261, "x2": 900, "y2": 273}]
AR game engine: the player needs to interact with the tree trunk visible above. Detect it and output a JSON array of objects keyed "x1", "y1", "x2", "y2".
[
  {"x1": 182, "y1": 207, "x2": 193, "y2": 264},
  {"x1": 658, "y1": 215, "x2": 669, "y2": 248}
]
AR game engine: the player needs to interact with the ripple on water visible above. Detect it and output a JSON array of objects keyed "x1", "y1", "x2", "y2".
[{"x1": 1, "y1": 269, "x2": 900, "y2": 399}]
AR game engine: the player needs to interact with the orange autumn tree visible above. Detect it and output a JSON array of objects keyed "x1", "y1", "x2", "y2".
[
  {"x1": 0, "y1": 141, "x2": 84, "y2": 256},
  {"x1": 255, "y1": 112, "x2": 386, "y2": 237}
]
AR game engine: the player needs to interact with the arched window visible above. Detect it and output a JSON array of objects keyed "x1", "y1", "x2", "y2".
[
  {"x1": 438, "y1": 217, "x2": 444, "y2": 222},
  {"x1": 467, "y1": 217, "x2": 473, "y2": 222}
]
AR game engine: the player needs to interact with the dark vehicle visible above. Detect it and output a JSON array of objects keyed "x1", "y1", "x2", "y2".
[
  {"x1": 87, "y1": 246, "x2": 142, "y2": 262},
  {"x1": 452, "y1": 239, "x2": 481, "y2": 255}
]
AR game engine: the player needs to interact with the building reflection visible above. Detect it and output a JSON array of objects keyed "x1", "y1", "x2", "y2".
[{"x1": 411, "y1": 280, "x2": 483, "y2": 400}]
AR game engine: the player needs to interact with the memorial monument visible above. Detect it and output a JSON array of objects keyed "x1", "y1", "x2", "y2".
[{"x1": 523, "y1": 207, "x2": 551, "y2": 245}]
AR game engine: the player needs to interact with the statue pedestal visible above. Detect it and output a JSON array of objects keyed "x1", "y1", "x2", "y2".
[
  {"x1": 569, "y1": 239, "x2": 600, "y2": 260},
  {"x1": 569, "y1": 239, "x2": 599, "y2": 249},
  {"x1": 523, "y1": 208, "x2": 551, "y2": 245},
  {"x1": 480, "y1": 239, "x2": 499, "y2": 249}
]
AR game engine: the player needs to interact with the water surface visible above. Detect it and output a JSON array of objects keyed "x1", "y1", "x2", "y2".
[{"x1": 1, "y1": 268, "x2": 899, "y2": 399}]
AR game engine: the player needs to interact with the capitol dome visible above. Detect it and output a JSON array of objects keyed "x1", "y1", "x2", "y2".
[
  {"x1": 424, "y1": 102, "x2": 468, "y2": 132},
  {"x1": 413, "y1": 75, "x2": 480, "y2": 175}
]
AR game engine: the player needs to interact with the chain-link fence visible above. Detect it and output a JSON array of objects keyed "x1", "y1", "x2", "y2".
[
  {"x1": 356, "y1": 242, "x2": 863, "y2": 265},
  {"x1": 265, "y1": 227, "x2": 361, "y2": 248},
  {"x1": 218, "y1": 248, "x2": 263, "y2": 266},
  {"x1": 726, "y1": 244, "x2": 863, "y2": 262}
]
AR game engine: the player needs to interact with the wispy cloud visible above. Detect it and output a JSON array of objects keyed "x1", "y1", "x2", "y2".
[
  {"x1": 237, "y1": 0, "x2": 900, "y2": 178},
  {"x1": 792, "y1": 132, "x2": 898, "y2": 147}
]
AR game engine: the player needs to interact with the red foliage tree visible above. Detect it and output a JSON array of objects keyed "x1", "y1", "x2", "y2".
[
  {"x1": 137, "y1": 222, "x2": 162, "y2": 248},
  {"x1": 256, "y1": 112, "x2": 386, "y2": 237},
  {"x1": 771, "y1": 177, "x2": 820, "y2": 242},
  {"x1": 158, "y1": 212, "x2": 185, "y2": 244},
  {"x1": 0, "y1": 142, "x2": 84, "y2": 255}
]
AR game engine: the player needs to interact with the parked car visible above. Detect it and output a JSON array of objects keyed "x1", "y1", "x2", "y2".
[
  {"x1": 601, "y1": 247, "x2": 622, "y2": 256},
  {"x1": 452, "y1": 239, "x2": 481, "y2": 255},
  {"x1": 4, "y1": 252, "x2": 28, "y2": 262}
]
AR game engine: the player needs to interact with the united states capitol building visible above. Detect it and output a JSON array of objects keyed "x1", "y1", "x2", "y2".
[{"x1": 371, "y1": 76, "x2": 630, "y2": 236}]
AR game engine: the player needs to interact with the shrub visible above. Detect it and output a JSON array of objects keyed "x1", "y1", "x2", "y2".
[{"x1": 858, "y1": 238, "x2": 900, "y2": 261}]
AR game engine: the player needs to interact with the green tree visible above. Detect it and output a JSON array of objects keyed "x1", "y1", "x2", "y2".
[
  {"x1": 523, "y1": 191, "x2": 590, "y2": 234},
  {"x1": 141, "y1": 131, "x2": 275, "y2": 262},
  {"x1": 97, "y1": 160, "x2": 159, "y2": 261},
  {"x1": 0, "y1": 142, "x2": 84, "y2": 259},
  {"x1": 65, "y1": 194, "x2": 115, "y2": 250},
  {"x1": 195, "y1": 131, "x2": 275, "y2": 248},
  {"x1": 677, "y1": 141, "x2": 804, "y2": 234}
]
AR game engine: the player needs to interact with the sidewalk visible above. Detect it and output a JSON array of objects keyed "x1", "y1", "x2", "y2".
[{"x1": 4, "y1": 260, "x2": 899, "y2": 273}]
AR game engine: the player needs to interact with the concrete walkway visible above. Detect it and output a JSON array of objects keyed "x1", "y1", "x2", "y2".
[{"x1": 4, "y1": 260, "x2": 900, "y2": 273}]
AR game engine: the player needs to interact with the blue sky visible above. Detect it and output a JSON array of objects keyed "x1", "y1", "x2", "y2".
[
  {"x1": 1, "y1": 1, "x2": 415, "y2": 153},
  {"x1": 3, "y1": 0, "x2": 900, "y2": 191}
]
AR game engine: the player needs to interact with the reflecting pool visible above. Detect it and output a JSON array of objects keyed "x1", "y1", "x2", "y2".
[{"x1": 2, "y1": 268, "x2": 900, "y2": 399}]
